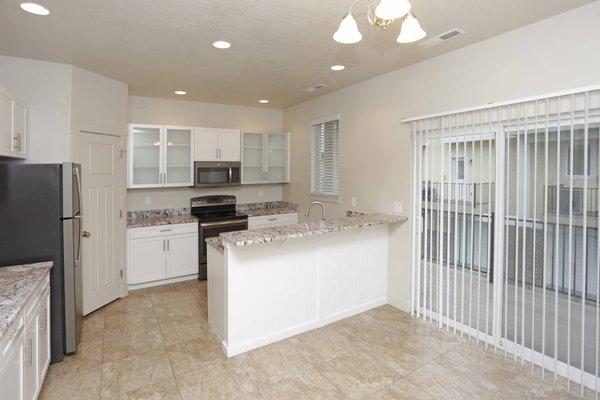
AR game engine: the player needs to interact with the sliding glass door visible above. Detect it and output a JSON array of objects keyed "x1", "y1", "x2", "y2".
[{"x1": 411, "y1": 88, "x2": 600, "y2": 395}]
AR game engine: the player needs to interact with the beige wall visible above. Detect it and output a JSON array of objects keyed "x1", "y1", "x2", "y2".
[
  {"x1": 282, "y1": 1, "x2": 600, "y2": 312},
  {"x1": 127, "y1": 95, "x2": 284, "y2": 210},
  {"x1": 0, "y1": 56, "x2": 72, "y2": 163}
]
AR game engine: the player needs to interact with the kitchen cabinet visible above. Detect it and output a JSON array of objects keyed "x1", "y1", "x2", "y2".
[
  {"x1": 0, "y1": 85, "x2": 27, "y2": 159},
  {"x1": 241, "y1": 132, "x2": 289, "y2": 184},
  {"x1": 127, "y1": 223, "x2": 199, "y2": 287},
  {"x1": 0, "y1": 275, "x2": 50, "y2": 400},
  {"x1": 128, "y1": 124, "x2": 194, "y2": 188},
  {"x1": 194, "y1": 127, "x2": 240, "y2": 162},
  {"x1": 247, "y1": 212, "x2": 298, "y2": 229}
]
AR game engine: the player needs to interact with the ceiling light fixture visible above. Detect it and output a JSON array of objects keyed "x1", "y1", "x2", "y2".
[
  {"x1": 20, "y1": 2, "x2": 50, "y2": 15},
  {"x1": 333, "y1": 0, "x2": 425, "y2": 44},
  {"x1": 258, "y1": 99, "x2": 269, "y2": 104},
  {"x1": 212, "y1": 40, "x2": 231, "y2": 49},
  {"x1": 330, "y1": 65, "x2": 346, "y2": 71},
  {"x1": 174, "y1": 90, "x2": 187, "y2": 95}
]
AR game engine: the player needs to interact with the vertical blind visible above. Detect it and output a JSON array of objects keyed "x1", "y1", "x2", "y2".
[
  {"x1": 311, "y1": 115, "x2": 340, "y2": 198},
  {"x1": 408, "y1": 86, "x2": 600, "y2": 396}
]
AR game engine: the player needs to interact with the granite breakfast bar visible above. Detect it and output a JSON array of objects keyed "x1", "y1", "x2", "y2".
[{"x1": 206, "y1": 213, "x2": 407, "y2": 357}]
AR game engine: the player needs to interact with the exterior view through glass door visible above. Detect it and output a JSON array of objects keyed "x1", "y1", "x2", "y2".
[{"x1": 410, "y1": 87, "x2": 600, "y2": 395}]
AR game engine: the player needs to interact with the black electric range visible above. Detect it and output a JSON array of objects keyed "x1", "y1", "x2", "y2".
[{"x1": 190, "y1": 195, "x2": 248, "y2": 279}]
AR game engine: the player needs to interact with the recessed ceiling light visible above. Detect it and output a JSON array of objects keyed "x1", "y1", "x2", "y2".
[
  {"x1": 20, "y1": 2, "x2": 50, "y2": 15},
  {"x1": 212, "y1": 41, "x2": 231, "y2": 49},
  {"x1": 330, "y1": 65, "x2": 346, "y2": 71},
  {"x1": 258, "y1": 99, "x2": 269, "y2": 104},
  {"x1": 174, "y1": 90, "x2": 187, "y2": 95}
]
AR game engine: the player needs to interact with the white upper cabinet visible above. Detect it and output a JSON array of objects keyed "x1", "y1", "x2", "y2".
[
  {"x1": 194, "y1": 127, "x2": 240, "y2": 162},
  {"x1": 128, "y1": 124, "x2": 194, "y2": 188},
  {"x1": 241, "y1": 131, "x2": 290, "y2": 184},
  {"x1": 0, "y1": 85, "x2": 27, "y2": 159}
]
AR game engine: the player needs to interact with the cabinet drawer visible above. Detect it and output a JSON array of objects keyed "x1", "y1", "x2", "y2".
[
  {"x1": 128, "y1": 222, "x2": 198, "y2": 239},
  {"x1": 248, "y1": 212, "x2": 298, "y2": 229}
]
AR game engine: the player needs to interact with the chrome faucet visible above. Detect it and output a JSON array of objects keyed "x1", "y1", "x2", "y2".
[{"x1": 305, "y1": 201, "x2": 327, "y2": 220}]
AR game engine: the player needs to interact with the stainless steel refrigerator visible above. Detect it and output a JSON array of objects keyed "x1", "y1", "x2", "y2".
[{"x1": 0, "y1": 163, "x2": 83, "y2": 363}]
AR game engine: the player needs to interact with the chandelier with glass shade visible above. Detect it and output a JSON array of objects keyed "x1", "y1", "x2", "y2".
[{"x1": 333, "y1": 0, "x2": 426, "y2": 44}]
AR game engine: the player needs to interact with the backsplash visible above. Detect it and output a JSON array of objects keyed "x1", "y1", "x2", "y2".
[
  {"x1": 127, "y1": 208, "x2": 190, "y2": 219},
  {"x1": 236, "y1": 201, "x2": 297, "y2": 212}
]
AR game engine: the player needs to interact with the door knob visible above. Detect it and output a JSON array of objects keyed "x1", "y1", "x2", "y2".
[{"x1": 82, "y1": 231, "x2": 91, "y2": 238}]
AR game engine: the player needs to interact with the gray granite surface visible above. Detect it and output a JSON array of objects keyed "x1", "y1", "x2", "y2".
[
  {"x1": 220, "y1": 213, "x2": 407, "y2": 247},
  {"x1": 127, "y1": 214, "x2": 198, "y2": 228},
  {"x1": 206, "y1": 237, "x2": 224, "y2": 253},
  {"x1": 0, "y1": 261, "x2": 53, "y2": 341},
  {"x1": 237, "y1": 201, "x2": 298, "y2": 217},
  {"x1": 127, "y1": 208, "x2": 190, "y2": 219}
]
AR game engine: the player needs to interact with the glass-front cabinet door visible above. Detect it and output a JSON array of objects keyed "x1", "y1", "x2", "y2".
[
  {"x1": 130, "y1": 125, "x2": 162, "y2": 187},
  {"x1": 266, "y1": 132, "x2": 288, "y2": 183},
  {"x1": 164, "y1": 126, "x2": 193, "y2": 186},
  {"x1": 242, "y1": 132, "x2": 266, "y2": 183}
]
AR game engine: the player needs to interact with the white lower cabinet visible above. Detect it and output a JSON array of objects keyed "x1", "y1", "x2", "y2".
[
  {"x1": 127, "y1": 223, "x2": 198, "y2": 286},
  {"x1": 247, "y1": 212, "x2": 298, "y2": 229},
  {"x1": 0, "y1": 276, "x2": 50, "y2": 400}
]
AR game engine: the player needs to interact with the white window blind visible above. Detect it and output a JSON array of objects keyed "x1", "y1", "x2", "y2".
[{"x1": 311, "y1": 115, "x2": 340, "y2": 198}]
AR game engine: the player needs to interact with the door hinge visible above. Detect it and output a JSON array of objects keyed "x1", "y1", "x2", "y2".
[
  {"x1": 120, "y1": 269, "x2": 123, "y2": 279},
  {"x1": 120, "y1": 149, "x2": 127, "y2": 159}
]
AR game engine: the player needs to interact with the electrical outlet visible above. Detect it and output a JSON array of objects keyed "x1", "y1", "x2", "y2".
[
  {"x1": 351, "y1": 197, "x2": 357, "y2": 207},
  {"x1": 144, "y1": 196, "x2": 151, "y2": 205},
  {"x1": 258, "y1": 190, "x2": 264, "y2": 199},
  {"x1": 393, "y1": 202, "x2": 403, "y2": 214}
]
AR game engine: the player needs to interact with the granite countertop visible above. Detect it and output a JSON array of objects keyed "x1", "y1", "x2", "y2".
[
  {"x1": 127, "y1": 208, "x2": 198, "y2": 228},
  {"x1": 237, "y1": 201, "x2": 298, "y2": 217},
  {"x1": 0, "y1": 261, "x2": 53, "y2": 341},
  {"x1": 206, "y1": 237, "x2": 224, "y2": 253},
  {"x1": 220, "y1": 213, "x2": 407, "y2": 247}
]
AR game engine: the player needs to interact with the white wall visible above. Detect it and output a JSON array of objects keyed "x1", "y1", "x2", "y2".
[
  {"x1": 0, "y1": 56, "x2": 72, "y2": 162},
  {"x1": 282, "y1": 1, "x2": 600, "y2": 312},
  {"x1": 127, "y1": 95, "x2": 285, "y2": 210}
]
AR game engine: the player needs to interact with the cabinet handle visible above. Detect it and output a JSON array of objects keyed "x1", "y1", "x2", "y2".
[
  {"x1": 160, "y1": 229, "x2": 172, "y2": 232},
  {"x1": 23, "y1": 338, "x2": 33, "y2": 366},
  {"x1": 167, "y1": 239, "x2": 170, "y2": 251},
  {"x1": 163, "y1": 240, "x2": 165, "y2": 252},
  {"x1": 215, "y1": 148, "x2": 219, "y2": 159},
  {"x1": 268, "y1": 218, "x2": 277, "y2": 221},
  {"x1": 37, "y1": 312, "x2": 47, "y2": 333}
]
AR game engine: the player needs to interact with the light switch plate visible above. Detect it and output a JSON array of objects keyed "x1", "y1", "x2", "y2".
[
  {"x1": 144, "y1": 196, "x2": 151, "y2": 205},
  {"x1": 393, "y1": 202, "x2": 402, "y2": 213}
]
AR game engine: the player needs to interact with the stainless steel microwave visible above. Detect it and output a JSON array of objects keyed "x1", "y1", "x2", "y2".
[{"x1": 194, "y1": 161, "x2": 241, "y2": 188}]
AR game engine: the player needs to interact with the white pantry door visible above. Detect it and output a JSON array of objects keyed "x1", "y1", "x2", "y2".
[{"x1": 78, "y1": 132, "x2": 123, "y2": 314}]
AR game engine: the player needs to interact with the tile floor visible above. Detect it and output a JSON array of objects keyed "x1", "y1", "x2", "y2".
[{"x1": 39, "y1": 279, "x2": 590, "y2": 400}]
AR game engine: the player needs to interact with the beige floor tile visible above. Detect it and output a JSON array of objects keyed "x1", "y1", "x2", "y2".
[
  {"x1": 363, "y1": 336, "x2": 442, "y2": 375},
  {"x1": 101, "y1": 348, "x2": 175, "y2": 400},
  {"x1": 103, "y1": 324, "x2": 165, "y2": 362},
  {"x1": 316, "y1": 349, "x2": 399, "y2": 400},
  {"x1": 104, "y1": 312, "x2": 159, "y2": 336},
  {"x1": 124, "y1": 376, "x2": 181, "y2": 400},
  {"x1": 498, "y1": 365, "x2": 583, "y2": 400},
  {"x1": 368, "y1": 377, "x2": 436, "y2": 400},
  {"x1": 55, "y1": 338, "x2": 104, "y2": 373},
  {"x1": 166, "y1": 336, "x2": 227, "y2": 376},
  {"x1": 152, "y1": 297, "x2": 204, "y2": 318},
  {"x1": 238, "y1": 341, "x2": 314, "y2": 385},
  {"x1": 39, "y1": 363, "x2": 102, "y2": 400},
  {"x1": 158, "y1": 313, "x2": 213, "y2": 346},
  {"x1": 176, "y1": 358, "x2": 255, "y2": 400},
  {"x1": 80, "y1": 309, "x2": 106, "y2": 343},
  {"x1": 258, "y1": 366, "x2": 347, "y2": 400},
  {"x1": 406, "y1": 360, "x2": 497, "y2": 400},
  {"x1": 289, "y1": 325, "x2": 356, "y2": 364},
  {"x1": 105, "y1": 295, "x2": 155, "y2": 318}
]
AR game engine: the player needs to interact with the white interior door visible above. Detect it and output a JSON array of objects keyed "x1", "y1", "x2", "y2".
[{"x1": 78, "y1": 132, "x2": 124, "y2": 314}]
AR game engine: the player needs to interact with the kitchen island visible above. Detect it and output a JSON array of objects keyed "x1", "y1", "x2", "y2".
[{"x1": 206, "y1": 213, "x2": 406, "y2": 357}]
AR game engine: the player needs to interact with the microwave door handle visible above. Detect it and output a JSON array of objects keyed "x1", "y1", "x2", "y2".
[{"x1": 228, "y1": 167, "x2": 232, "y2": 185}]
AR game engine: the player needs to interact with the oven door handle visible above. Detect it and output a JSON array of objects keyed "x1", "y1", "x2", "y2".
[{"x1": 200, "y1": 220, "x2": 247, "y2": 228}]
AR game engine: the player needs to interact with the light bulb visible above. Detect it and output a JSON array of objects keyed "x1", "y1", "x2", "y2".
[
  {"x1": 396, "y1": 13, "x2": 426, "y2": 43},
  {"x1": 375, "y1": 0, "x2": 411, "y2": 21},
  {"x1": 333, "y1": 13, "x2": 362, "y2": 44}
]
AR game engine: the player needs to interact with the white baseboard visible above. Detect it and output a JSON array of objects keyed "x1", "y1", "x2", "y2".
[
  {"x1": 388, "y1": 294, "x2": 411, "y2": 313},
  {"x1": 225, "y1": 298, "x2": 387, "y2": 357},
  {"x1": 127, "y1": 274, "x2": 198, "y2": 291}
]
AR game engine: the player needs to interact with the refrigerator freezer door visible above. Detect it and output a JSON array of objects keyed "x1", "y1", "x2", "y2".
[{"x1": 62, "y1": 217, "x2": 82, "y2": 354}]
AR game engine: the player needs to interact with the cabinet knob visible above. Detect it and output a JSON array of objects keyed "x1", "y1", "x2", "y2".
[{"x1": 82, "y1": 231, "x2": 91, "y2": 238}]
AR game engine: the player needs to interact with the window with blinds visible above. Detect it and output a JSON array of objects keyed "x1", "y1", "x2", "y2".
[{"x1": 311, "y1": 115, "x2": 340, "y2": 199}]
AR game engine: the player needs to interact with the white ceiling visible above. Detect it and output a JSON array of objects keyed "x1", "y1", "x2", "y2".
[{"x1": 0, "y1": 0, "x2": 594, "y2": 108}]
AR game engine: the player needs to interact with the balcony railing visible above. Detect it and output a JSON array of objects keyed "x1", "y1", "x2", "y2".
[
  {"x1": 546, "y1": 185, "x2": 599, "y2": 216},
  {"x1": 422, "y1": 181, "x2": 495, "y2": 206}
]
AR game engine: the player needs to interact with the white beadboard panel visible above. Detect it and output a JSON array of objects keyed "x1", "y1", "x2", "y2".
[{"x1": 219, "y1": 225, "x2": 390, "y2": 356}]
